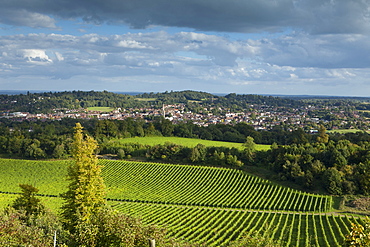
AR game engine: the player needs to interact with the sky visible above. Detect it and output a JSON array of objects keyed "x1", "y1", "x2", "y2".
[{"x1": 1, "y1": 0, "x2": 370, "y2": 96}]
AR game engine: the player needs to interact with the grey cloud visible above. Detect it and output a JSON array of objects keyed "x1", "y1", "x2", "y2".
[
  {"x1": 1, "y1": 0, "x2": 370, "y2": 34},
  {"x1": 258, "y1": 33, "x2": 370, "y2": 68},
  {"x1": 294, "y1": 0, "x2": 370, "y2": 34},
  {"x1": 0, "y1": 8, "x2": 56, "y2": 29}
]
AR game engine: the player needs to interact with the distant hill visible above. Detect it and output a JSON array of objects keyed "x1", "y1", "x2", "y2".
[
  {"x1": 0, "y1": 90, "x2": 301, "y2": 113},
  {"x1": 1, "y1": 89, "x2": 370, "y2": 114}
]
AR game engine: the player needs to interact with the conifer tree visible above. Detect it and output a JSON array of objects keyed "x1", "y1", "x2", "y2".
[
  {"x1": 12, "y1": 184, "x2": 45, "y2": 217},
  {"x1": 60, "y1": 123, "x2": 106, "y2": 246}
]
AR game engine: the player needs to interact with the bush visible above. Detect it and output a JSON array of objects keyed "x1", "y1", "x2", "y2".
[
  {"x1": 0, "y1": 208, "x2": 67, "y2": 247},
  {"x1": 345, "y1": 217, "x2": 370, "y2": 246}
]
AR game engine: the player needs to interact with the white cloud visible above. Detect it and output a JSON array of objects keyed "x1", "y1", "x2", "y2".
[
  {"x1": 21, "y1": 49, "x2": 52, "y2": 64},
  {"x1": 1, "y1": 31, "x2": 370, "y2": 95}
]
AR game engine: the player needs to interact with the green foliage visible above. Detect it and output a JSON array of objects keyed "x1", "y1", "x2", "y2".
[
  {"x1": 190, "y1": 143, "x2": 207, "y2": 163},
  {"x1": 12, "y1": 184, "x2": 44, "y2": 217},
  {"x1": 345, "y1": 217, "x2": 370, "y2": 247},
  {"x1": 25, "y1": 139, "x2": 46, "y2": 159},
  {"x1": 323, "y1": 167, "x2": 343, "y2": 195},
  {"x1": 60, "y1": 123, "x2": 106, "y2": 245},
  {"x1": 317, "y1": 125, "x2": 329, "y2": 143},
  {"x1": 117, "y1": 148, "x2": 125, "y2": 159},
  {"x1": 89, "y1": 207, "x2": 183, "y2": 247},
  {"x1": 0, "y1": 207, "x2": 67, "y2": 246},
  {"x1": 229, "y1": 232, "x2": 283, "y2": 247},
  {"x1": 53, "y1": 143, "x2": 67, "y2": 159},
  {"x1": 354, "y1": 161, "x2": 370, "y2": 195},
  {"x1": 243, "y1": 136, "x2": 256, "y2": 163}
]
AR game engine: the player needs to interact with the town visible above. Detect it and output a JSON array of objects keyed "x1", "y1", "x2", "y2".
[{"x1": 2, "y1": 98, "x2": 369, "y2": 132}]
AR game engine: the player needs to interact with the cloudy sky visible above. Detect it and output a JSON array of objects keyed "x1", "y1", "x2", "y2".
[{"x1": 1, "y1": 0, "x2": 370, "y2": 96}]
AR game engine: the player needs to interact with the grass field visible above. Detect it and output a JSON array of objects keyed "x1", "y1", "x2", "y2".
[
  {"x1": 327, "y1": 129, "x2": 365, "y2": 134},
  {"x1": 87, "y1": 106, "x2": 114, "y2": 112},
  {"x1": 116, "y1": 136, "x2": 270, "y2": 151}
]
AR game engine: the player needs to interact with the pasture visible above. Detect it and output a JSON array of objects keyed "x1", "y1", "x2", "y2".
[
  {"x1": 87, "y1": 106, "x2": 114, "y2": 112},
  {"x1": 327, "y1": 129, "x2": 364, "y2": 134},
  {"x1": 116, "y1": 136, "x2": 270, "y2": 151}
]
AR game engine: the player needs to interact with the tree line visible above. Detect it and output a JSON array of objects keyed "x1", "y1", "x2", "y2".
[
  {"x1": 2, "y1": 116, "x2": 370, "y2": 158},
  {"x1": 0, "y1": 90, "x2": 301, "y2": 113}
]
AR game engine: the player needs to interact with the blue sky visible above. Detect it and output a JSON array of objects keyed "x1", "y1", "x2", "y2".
[{"x1": 1, "y1": 0, "x2": 370, "y2": 96}]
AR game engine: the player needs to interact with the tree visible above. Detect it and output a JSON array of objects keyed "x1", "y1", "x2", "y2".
[
  {"x1": 117, "y1": 148, "x2": 125, "y2": 159},
  {"x1": 189, "y1": 143, "x2": 206, "y2": 163},
  {"x1": 52, "y1": 143, "x2": 67, "y2": 159},
  {"x1": 243, "y1": 136, "x2": 256, "y2": 163},
  {"x1": 60, "y1": 123, "x2": 106, "y2": 246},
  {"x1": 317, "y1": 125, "x2": 329, "y2": 143},
  {"x1": 12, "y1": 184, "x2": 45, "y2": 217},
  {"x1": 25, "y1": 139, "x2": 46, "y2": 159},
  {"x1": 354, "y1": 161, "x2": 370, "y2": 195},
  {"x1": 0, "y1": 208, "x2": 60, "y2": 247},
  {"x1": 323, "y1": 167, "x2": 343, "y2": 195}
]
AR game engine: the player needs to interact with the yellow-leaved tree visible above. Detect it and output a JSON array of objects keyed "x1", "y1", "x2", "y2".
[{"x1": 60, "y1": 123, "x2": 106, "y2": 246}]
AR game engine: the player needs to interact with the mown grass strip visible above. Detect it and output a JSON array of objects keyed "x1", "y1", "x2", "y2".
[{"x1": 87, "y1": 106, "x2": 114, "y2": 112}]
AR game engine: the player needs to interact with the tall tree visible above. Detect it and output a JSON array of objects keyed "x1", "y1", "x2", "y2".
[
  {"x1": 243, "y1": 136, "x2": 256, "y2": 163},
  {"x1": 60, "y1": 123, "x2": 106, "y2": 246},
  {"x1": 317, "y1": 125, "x2": 329, "y2": 143}
]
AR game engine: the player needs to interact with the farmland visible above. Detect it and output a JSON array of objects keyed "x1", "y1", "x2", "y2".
[
  {"x1": 115, "y1": 136, "x2": 270, "y2": 151},
  {"x1": 87, "y1": 106, "x2": 114, "y2": 112},
  {"x1": 326, "y1": 129, "x2": 365, "y2": 134},
  {"x1": 114, "y1": 202, "x2": 360, "y2": 247},
  {"x1": 0, "y1": 158, "x2": 357, "y2": 246}
]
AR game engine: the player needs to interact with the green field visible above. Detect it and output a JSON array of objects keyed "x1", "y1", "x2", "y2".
[
  {"x1": 0, "y1": 158, "x2": 355, "y2": 246},
  {"x1": 327, "y1": 129, "x2": 365, "y2": 134},
  {"x1": 87, "y1": 106, "x2": 114, "y2": 112},
  {"x1": 116, "y1": 136, "x2": 270, "y2": 151}
]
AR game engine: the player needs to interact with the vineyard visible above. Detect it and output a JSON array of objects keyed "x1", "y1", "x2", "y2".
[
  {"x1": 113, "y1": 202, "x2": 362, "y2": 247},
  {"x1": 0, "y1": 158, "x2": 358, "y2": 246},
  {"x1": 102, "y1": 160, "x2": 332, "y2": 212}
]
